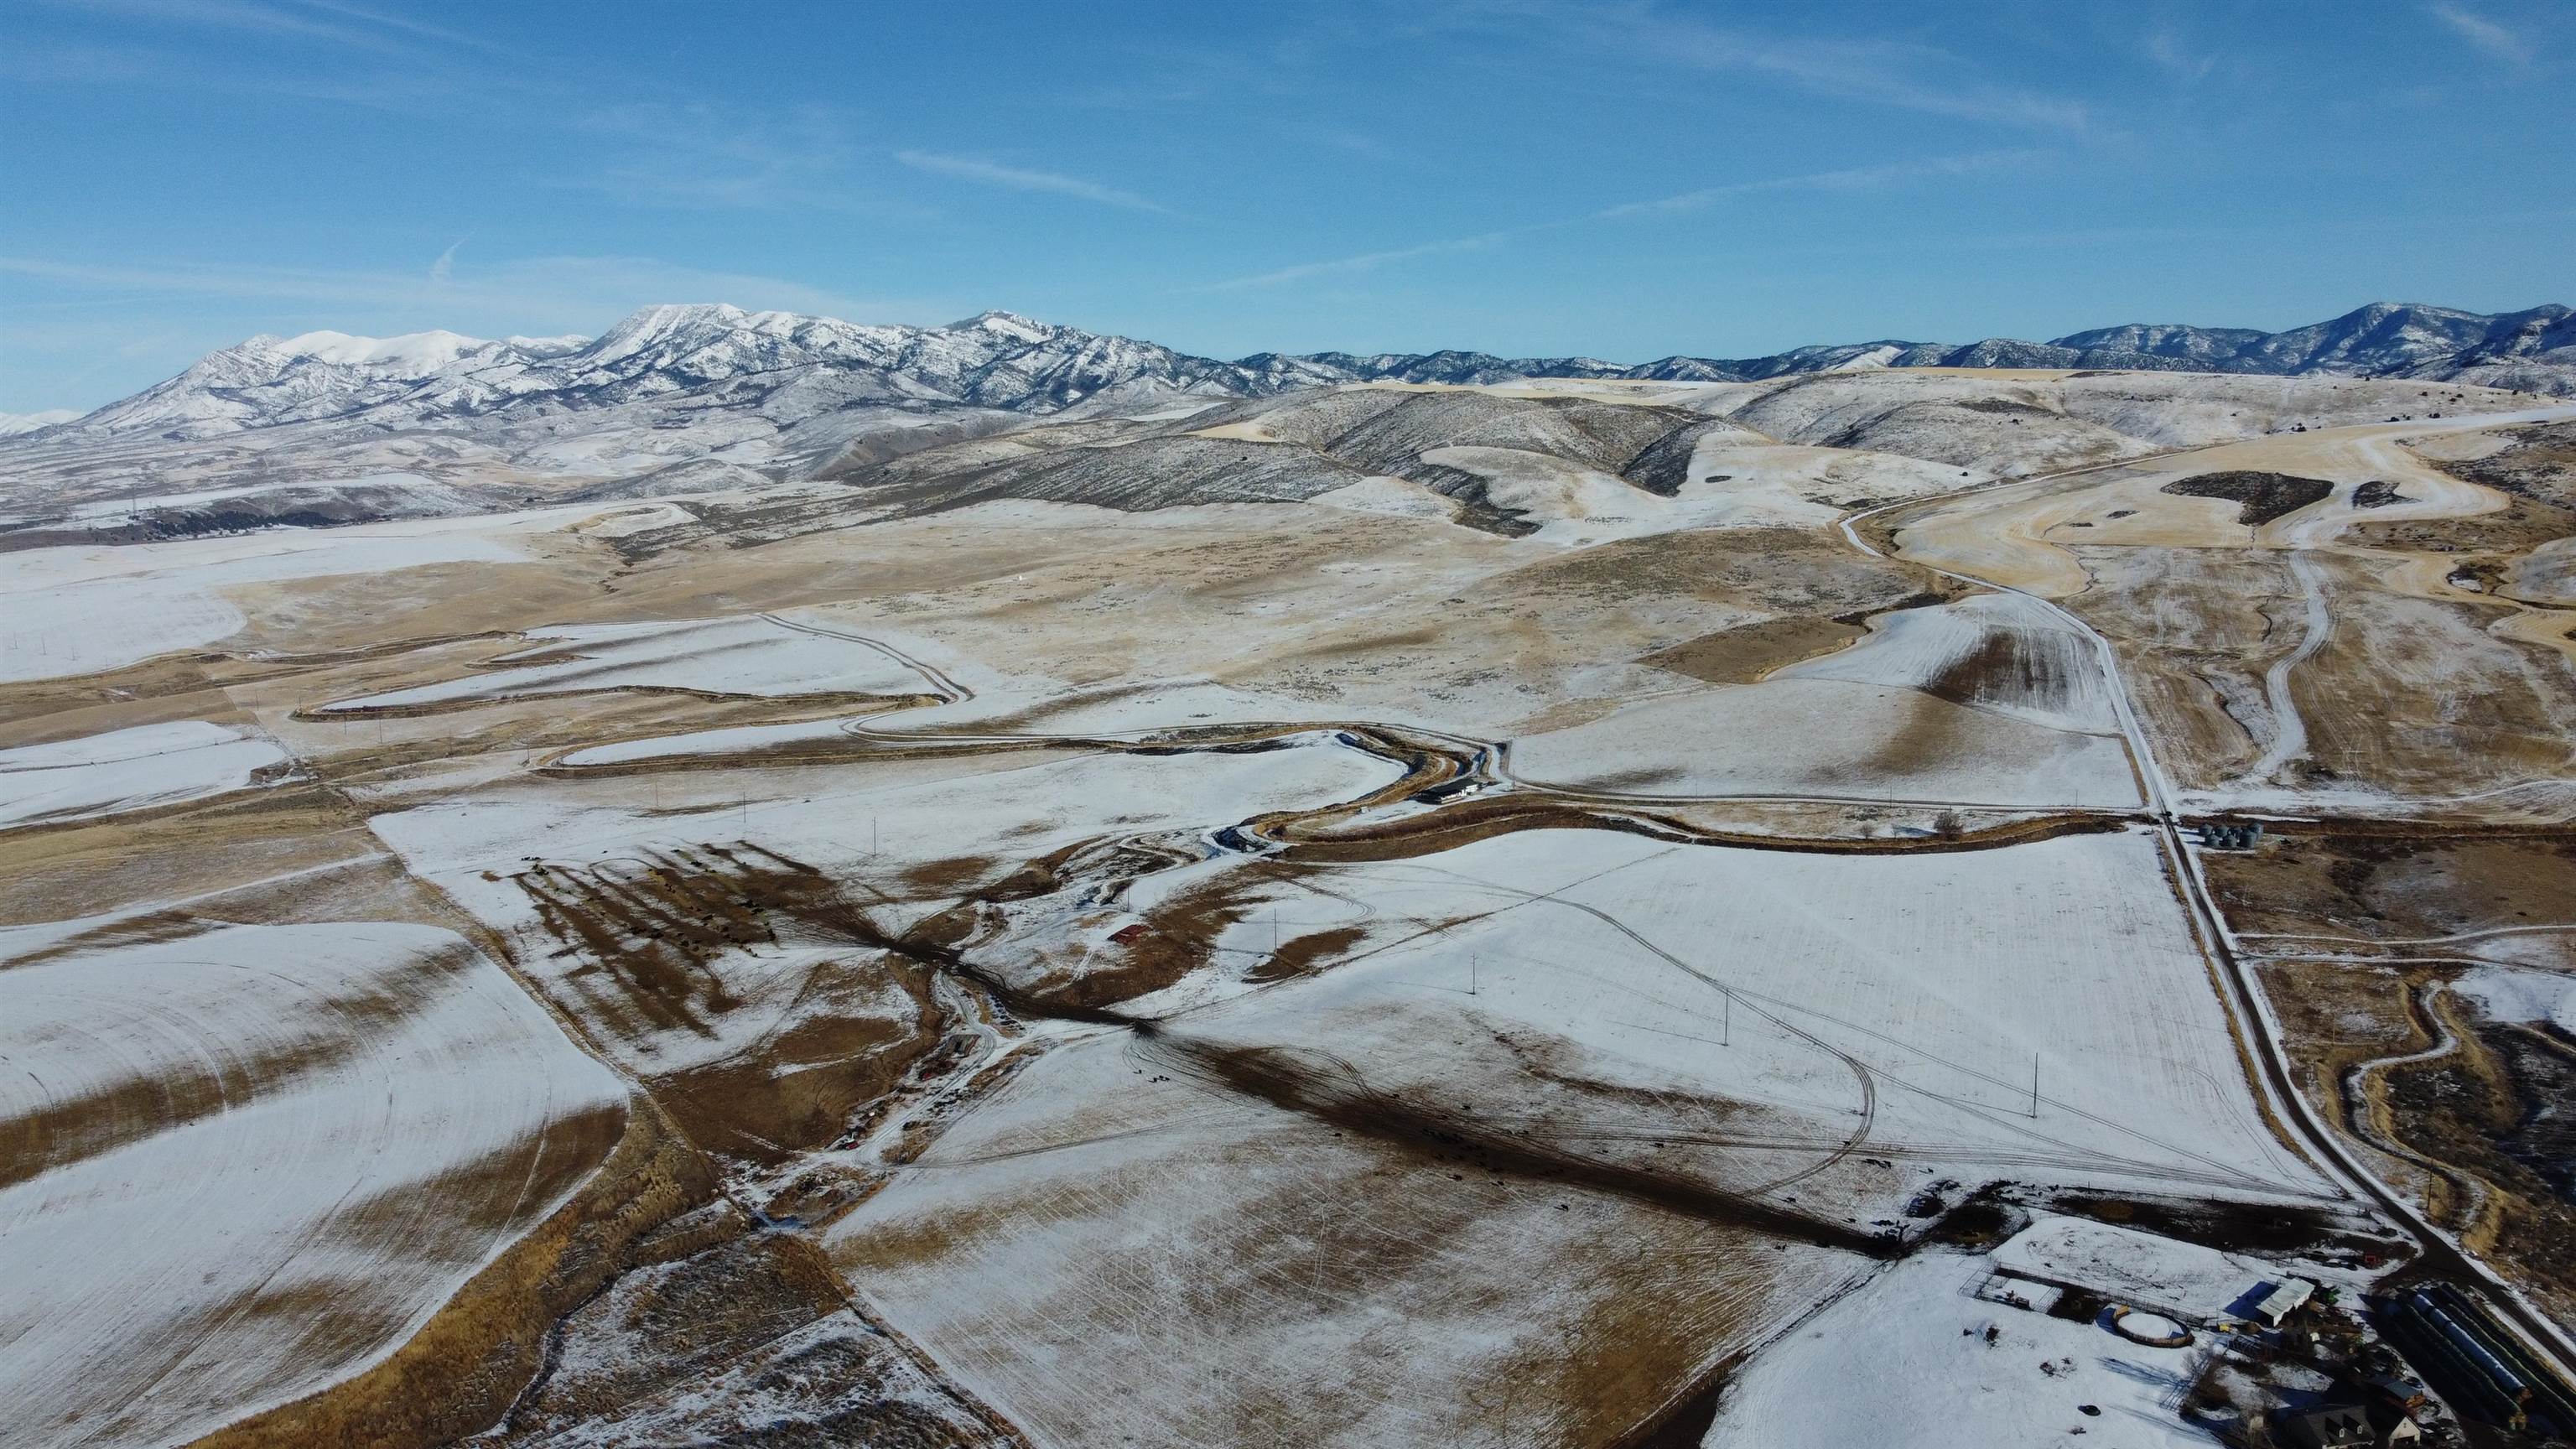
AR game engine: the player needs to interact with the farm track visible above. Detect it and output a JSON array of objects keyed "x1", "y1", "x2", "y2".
[
  {"x1": 2243, "y1": 550, "x2": 2332, "y2": 785},
  {"x1": 1333, "y1": 852, "x2": 2309, "y2": 1198},
  {"x1": 1123, "y1": 1031, "x2": 1898, "y2": 1256},
  {"x1": 2335, "y1": 979, "x2": 2494, "y2": 1238}
]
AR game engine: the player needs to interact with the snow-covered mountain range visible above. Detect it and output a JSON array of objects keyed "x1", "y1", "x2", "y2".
[{"x1": 19, "y1": 301, "x2": 2571, "y2": 454}]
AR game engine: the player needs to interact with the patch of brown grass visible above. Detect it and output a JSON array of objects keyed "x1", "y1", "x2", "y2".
[
  {"x1": 188, "y1": 1093, "x2": 712, "y2": 1449},
  {"x1": 1638, "y1": 617, "x2": 1862, "y2": 684}
]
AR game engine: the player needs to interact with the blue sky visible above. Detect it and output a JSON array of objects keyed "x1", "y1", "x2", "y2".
[{"x1": 3, "y1": 1, "x2": 2570, "y2": 412}]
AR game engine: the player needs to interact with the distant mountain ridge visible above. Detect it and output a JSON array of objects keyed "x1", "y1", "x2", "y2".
[
  {"x1": 16, "y1": 300, "x2": 2572, "y2": 450},
  {"x1": 0, "y1": 409, "x2": 82, "y2": 437}
]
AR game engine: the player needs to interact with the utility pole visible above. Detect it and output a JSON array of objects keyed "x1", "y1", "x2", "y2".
[
  {"x1": 1469, "y1": 954, "x2": 1478, "y2": 996},
  {"x1": 1724, "y1": 992, "x2": 1731, "y2": 1046},
  {"x1": 2031, "y1": 1054, "x2": 2040, "y2": 1119}
]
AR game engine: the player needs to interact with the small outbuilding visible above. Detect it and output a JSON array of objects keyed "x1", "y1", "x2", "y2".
[
  {"x1": 2365, "y1": 1374, "x2": 2428, "y2": 1415},
  {"x1": 2247, "y1": 1277, "x2": 2316, "y2": 1327}
]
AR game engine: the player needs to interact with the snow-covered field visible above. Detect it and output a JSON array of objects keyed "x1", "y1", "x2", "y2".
[
  {"x1": 369, "y1": 740, "x2": 1406, "y2": 1077},
  {"x1": 1993, "y1": 1215, "x2": 2340, "y2": 1326},
  {"x1": 0, "y1": 920, "x2": 626, "y2": 1448},
  {"x1": 830, "y1": 1025, "x2": 1864, "y2": 1449},
  {"x1": 1716, "y1": 1211, "x2": 2389, "y2": 1448},
  {"x1": 1398, "y1": 433, "x2": 1980, "y2": 544},
  {"x1": 1780, "y1": 591, "x2": 2124, "y2": 735},
  {"x1": 55, "y1": 471, "x2": 465, "y2": 523},
  {"x1": 315, "y1": 614, "x2": 942, "y2": 714},
  {"x1": 1179, "y1": 827, "x2": 2322, "y2": 1207},
  {"x1": 1706, "y1": 1247, "x2": 2214, "y2": 1448},
  {"x1": 1, "y1": 571, "x2": 252, "y2": 682},
  {"x1": 0, "y1": 719, "x2": 286, "y2": 827},
  {"x1": 0, "y1": 520, "x2": 532, "y2": 681},
  {"x1": 558, "y1": 677, "x2": 1369, "y2": 768},
  {"x1": 378, "y1": 735, "x2": 1399, "y2": 891},
  {"x1": 1683, "y1": 428, "x2": 1985, "y2": 527},
  {"x1": 2454, "y1": 963, "x2": 2576, "y2": 1035},
  {"x1": 1508, "y1": 676, "x2": 2141, "y2": 807}
]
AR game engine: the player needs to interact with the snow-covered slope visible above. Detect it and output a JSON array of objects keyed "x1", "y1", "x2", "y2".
[{"x1": 53, "y1": 328, "x2": 574, "y2": 439}]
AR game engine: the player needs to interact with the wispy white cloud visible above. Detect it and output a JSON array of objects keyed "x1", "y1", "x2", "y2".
[
  {"x1": 1315, "y1": 127, "x2": 1402, "y2": 163},
  {"x1": 0, "y1": 253, "x2": 922, "y2": 335},
  {"x1": 567, "y1": 104, "x2": 922, "y2": 216},
  {"x1": 52, "y1": 0, "x2": 412, "y2": 52},
  {"x1": 895, "y1": 150, "x2": 1171, "y2": 214},
  {"x1": 1200, "y1": 231, "x2": 1522, "y2": 291},
  {"x1": 15, "y1": 0, "x2": 553, "y2": 116},
  {"x1": 428, "y1": 238, "x2": 463, "y2": 283},
  {"x1": 288, "y1": 0, "x2": 517, "y2": 56},
  {"x1": 2428, "y1": 4, "x2": 2532, "y2": 64},
  {"x1": 1203, "y1": 149, "x2": 2043, "y2": 290},
  {"x1": 2142, "y1": 25, "x2": 2215, "y2": 80},
  {"x1": 1498, "y1": 5, "x2": 2089, "y2": 132},
  {"x1": 46, "y1": 0, "x2": 514, "y2": 60},
  {"x1": 1591, "y1": 149, "x2": 2050, "y2": 220}
]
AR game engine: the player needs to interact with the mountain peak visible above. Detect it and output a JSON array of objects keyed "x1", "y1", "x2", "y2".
[
  {"x1": 502, "y1": 333, "x2": 591, "y2": 356},
  {"x1": 579, "y1": 304, "x2": 771, "y2": 366},
  {"x1": 267, "y1": 329, "x2": 491, "y2": 373},
  {"x1": 600, "y1": 302, "x2": 753, "y2": 339},
  {"x1": 945, "y1": 310, "x2": 1056, "y2": 342}
]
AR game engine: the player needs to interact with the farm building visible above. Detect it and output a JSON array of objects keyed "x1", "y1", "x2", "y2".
[
  {"x1": 1990, "y1": 1216, "x2": 2328, "y2": 1332},
  {"x1": 2248, "y1": 1278, "x2": 2317, "y2": 1327},
  {"x1": 2273, "y1": 1402, "x2": 2418, "y2": 1446},
  {"x1": 2364, "y1": 1374, "x2": 2427, "y2": 1415}
]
